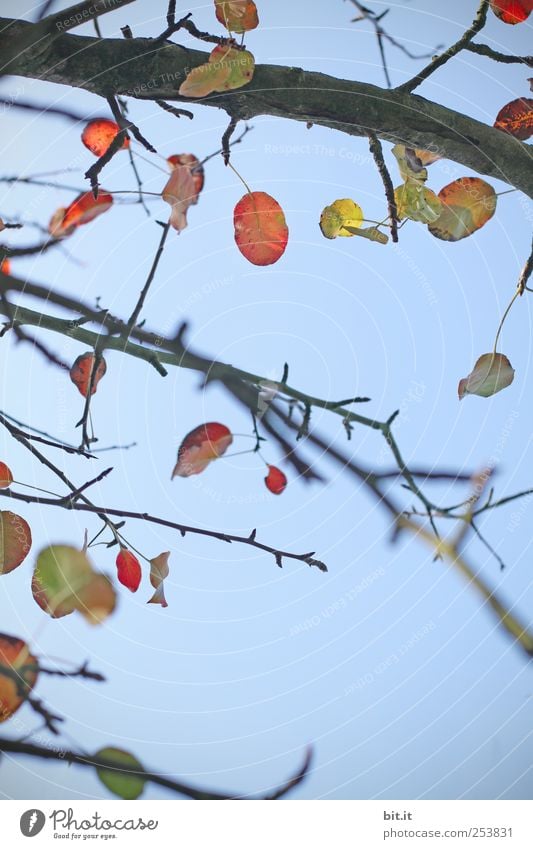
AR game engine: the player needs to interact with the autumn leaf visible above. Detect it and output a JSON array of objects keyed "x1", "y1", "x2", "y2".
[
  {"x1": 172, "y1": 422, "x2": 233, "y2": 478},
  {"x1": 394, "y1": 182, "x2": 442, "y2": 224},
  {"x1": 458, "y1": 353, "x2": 514, "y2": 399},
  {"x1": 494, "y1": 98, "x2": 533, "y2": 140},
  {"x1": 116, "y1": 548, "x2": 142, "y2": 593},
  {"x1": 32, "y1": 572, "x2": 72, "y2": 619},
  {"x1": 167, "y1": 154, "x2": 205, "y2": 203},
  {"x1": 70, "y1": 353, "x2": 107, "y2": 397},
  {"x1": 0, "y1": 463, "x2": 13, "y2": 489},
  {"x1": 319, "y1": 199, "x2": 364, "y2": 239},
  {"x1": 34, "y1": 545, "x2": 116, "y2": 624},
  {"x1": 264, "y1": 465, "x2": 287, "y2": 495},
  {"x1": 234, "y1": 191, "x2": 289, "y2": 265},
  {"x1": 81, "y1": 119, "x2": 129, "y2": 157},
  {"x1": 162, "y1": 165, "x2": 197, "y2": 233},
  {"x1": 179, "y1": 45, "x2": 255, "y2": 98},
  {"x1": 342, "y1": 225, "x2": 389, "y2": 245},
  {"x1": 489, "y1": 0, "x2": 532, "y2": 24},
  {"x1": 0, "y1": 258, "x2": 11, "y2": 274},
  {"x1": 428, "y1": 177, "x2": 497, "y2": 242},
  {"x1": 50, "y1": 190, "x2": 114, "y2": 237},
  {"x1": 147, "y1": 551, "x2": 170, "y2": 608},
  {"x1": 0, "y1": 634, "x2": 38, "y2": 723},
  {"x1": 0, "y1": 511, "x2": 32, "y2": 575},
  {"x1": 96, "y1": 747, "x2": 146, "y2": 799},
  {"x1": 392, "y1": 144, "x2": 431, "y2": 183},
  {"x1": 215, "y1": 0, "x2": 259, "y2": 33}
]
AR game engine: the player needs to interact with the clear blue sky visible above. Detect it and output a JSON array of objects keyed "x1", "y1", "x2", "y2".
[{"x1": 1, "y1": 0, "x2": 533, "y2": 800}]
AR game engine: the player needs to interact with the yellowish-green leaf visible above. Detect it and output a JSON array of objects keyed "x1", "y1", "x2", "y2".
[
  {"x1": 342, "y1": 225, "x2": 389, "y2": 244},
  {"x1": 319, "y1": 199, "x2": 364, "y2": 239},
  {"x1": 96, "y1": 747, "x2": 146, "y2": 800},
  {"x1": 33, "y1": 545, "x2": 116, "y2": 624},
  {"x1": 394, "y1": 182, "x2": 442, "y2": 224},
  {"x1": 179, "y1": 46, "x2": 255, "y2": 98}
]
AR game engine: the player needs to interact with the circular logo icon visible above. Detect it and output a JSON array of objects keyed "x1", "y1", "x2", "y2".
[{"x1": 20, "y1": 810, "x2": 46, "y2": 837}]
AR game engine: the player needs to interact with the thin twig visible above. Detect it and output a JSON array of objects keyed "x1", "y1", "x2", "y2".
[
  {"x1": 398, "y1": 0, "x2": 489, "y2": 93},
  {"x1": 367, "y1": 131, "x2": 398, "y2": 242}
]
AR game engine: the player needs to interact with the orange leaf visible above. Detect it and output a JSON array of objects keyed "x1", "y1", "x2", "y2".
[
  {"x1": 458, "y1": 353, "x2": 515, "y2": 399},
  {"x1": 81, "y1": 119, "x2": 130, "y2": 156},
  {"x1": 62, "y1": 190, "x2": 114, "y2": 231},
  {"x1": 172, "y1": 423, "x2": 233, "y2": 478},
  {"x1": 489, "y1": 0, "x2": 532, "y2": 23},
  {"x1": 162, "y1": 165, "x2": 197, "y2": 232},
  {"x1": 215, "y1": 0, "x2": 259, "y2": 32},
  {"x1": 147, "y1": 551, "x2": 170, "y2": 608},
  {"x1": 70, "y1": 353, "x2": 107, "y2": 397},
  {"x1": 234, "y1": 191, "x2": 289, "y2": 265},
  {"x1": 116, "y1": 549, "x2": 142, "y2": 593},
  {"x1": 179, "y1": 45, "x2": 255, "y2": 98},
  {"x1": 0, "y1": 511, "x2": 32, "y2": 575},
  {"x1": 0, "y1": 463, "x2": 13, "y2": 489},
  {"x1": 428, "y1": 177, "x2": 496, "y2": 242},
  {"x1": 167, "y1": 154, "x2": 205, "y2": 204},
  {"x1": 264, "y1": 465, "x2": 287, "y2": 495},
  {"x1": 0, "y1": 259, "x2": 10, "y2": 275},
  {"x1": 0, "y1": 634, "x2": 38, "y2": 723},
  {"x1": 494, "y1": 97, "x2": 533, "y2": 140}
]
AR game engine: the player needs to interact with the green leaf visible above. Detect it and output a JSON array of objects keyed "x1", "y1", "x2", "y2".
[{"x1": 95, "y1": 747, "x2": 146, "y2": 800}]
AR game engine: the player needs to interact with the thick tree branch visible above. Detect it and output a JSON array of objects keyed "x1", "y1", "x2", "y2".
[{"x1": 1, "y1": 20, "x2": 532, "y2": 197}]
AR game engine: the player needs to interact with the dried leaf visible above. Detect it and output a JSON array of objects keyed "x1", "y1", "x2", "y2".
[
  {"x1": 70, "y1": 353, "x2": 107, "y2": 397},
  {"x1": 162, "y1": 165, "x2": 197, "y2": 233},
  {"x1": 167, "y1": 154, "x2": 205, "y2": 203},
  {"x1": 428, "y1": 177, "x2": 496, "y2": 242},
  {"x1": 0, "y1": 634, "x2": 38, "y2": 723},
  {"x1": 215, "y1": 0, "x2": 259, "y2": 32},
  {"x1": 116, "y1": 549, "x2": 142, "y2": 593},
  {"x1": 0, "y1": 511, "x2": 32, "y2": 575},
  {"x1": 264, "y1": 465, "x2": 287, "y2": 495},
  {"x1": 319, "y1": 199, "x2": 364, "y2": 239},
  {"x1": 458, "y1": 353, "x2": 514, "y2": 399},
  {"x1": 50, "y1": 190, "x2": 114, "y2": 237},
  {"x1": 494, "y1": 97, "x2": 533, "y2": 140},
  {"x1": 340, "y1": 225, "x2": 389, "y2": 244},
  {"x1": 147, "y1": 551, "x2": 170, "y2": 608},
  {"x1": 81, "y1": 119, "x2": 129, "y2": 157},
  {"x1": 234, "y1": 191, "x2": 288, "y2": 265},
  {"x1": 172, "y1": 423, "x2": 233, "y2": 478}
]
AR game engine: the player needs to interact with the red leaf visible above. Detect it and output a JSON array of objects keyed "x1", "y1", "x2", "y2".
[
  {"x1": 0, "y1": 259, "x2": 10, "y2": 275},
  {"x1": 234, "y1": 191, "x2": 289, "y2": 265},
  {"x1": 489, "y1": 0, "x2": 532, "y2": 23},
  {"x1": 0, "y1": 463, "x2": 13, "y2": 489},
  {"x1": 81, "y1": 119, "x2": 130, "y2": 156},
  {"x1": 0, "y1": 634, "x2": 38, "y2": 722},
  {"x1": 494, "y1": 98, "x2": 533, "y2": 140},
  {"x1": 172, "y1": 422, "x2": 233, "y2": 478},
  {"x1": 0, "y1": 511, "x2": 32, "y2": 575},
  {"x1": 167, "y1": 154, "x2": 205, "y2": 204},
  {"x1": 116, "y1": 549, "x2": 142, "y2": 593},
  {"x1": 215, "y1": 0, "x2": 259, "y2": 32},
  {"x1": 70, "y1": 353, "x2": 107, "y2": 397},
  {"x1": 264, "y1": 465, "x2": 287, "y2": 495}
]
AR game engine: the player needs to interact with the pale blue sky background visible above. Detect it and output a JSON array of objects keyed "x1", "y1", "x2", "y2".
[{"x1": 1, "y1": 0, "x2": 533, "y2": 800}]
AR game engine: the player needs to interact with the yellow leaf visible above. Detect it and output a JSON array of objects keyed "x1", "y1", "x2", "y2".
[{"x1": 319, "y1": 199, "x2": 364, "y2": 239}]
